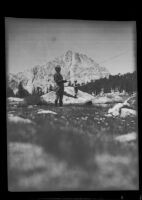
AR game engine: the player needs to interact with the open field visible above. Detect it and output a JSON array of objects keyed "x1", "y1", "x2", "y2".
[{"x1": 7, "y1": 102, "x2": 138, "y2": 191}]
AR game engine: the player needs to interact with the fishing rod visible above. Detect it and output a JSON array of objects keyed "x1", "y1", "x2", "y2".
[{"x1": 99, "y1": 49, "x2": 131, "y2": 64}]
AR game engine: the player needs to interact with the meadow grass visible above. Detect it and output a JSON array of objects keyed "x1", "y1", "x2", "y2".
[{"x1": 7, "y1": 104, "x2": 138, "y2": 191}]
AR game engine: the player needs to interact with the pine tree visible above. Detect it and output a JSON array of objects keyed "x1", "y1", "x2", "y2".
[
  {"x1": 49, "y1": 84, "x2": 53, "y2": 91},
  {"x1": 18, "y1": 81, "x2": 29, "y2": 98},
  {"x1": 46, "y1": 87, "x2": 49, "y2": 93},
  {"x1": 68, "y1": 81, "x2": 71, "y2": 86},
  {"x1": 37, "y1": 87, "x2": 42, "y2": 96},
  {"x1": 6, "y1": 86, "x2": 15, "y2": 97}
]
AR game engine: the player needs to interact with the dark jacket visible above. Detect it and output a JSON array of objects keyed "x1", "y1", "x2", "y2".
[
  {"x1": 54, "y1": 72, "x2": 64, "y2": 86},
  {"x1": 54, "y1": 72, "x2": 67, "y2": 93}
]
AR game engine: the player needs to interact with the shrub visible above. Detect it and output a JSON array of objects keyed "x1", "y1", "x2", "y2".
[
  {"x1": 17, "y1": 82, "x2": 30, "y2": 98},
  {"x1": 32, "y1": 86, "x2": 44, "y2": 96},
  {"x1": 24, "y1": 94, "x2": 47, "y2": 105},
  {"x1": 38, "y1": 122, "x2": 96, "y2": 169},
  {"x1": 6, "y1": 87, "x2": 15, "y2": 97}
]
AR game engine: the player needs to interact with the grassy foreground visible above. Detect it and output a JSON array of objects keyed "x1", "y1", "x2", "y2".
[{"x1": 7, "y1": 103, "x2": 138, "y2": 191}]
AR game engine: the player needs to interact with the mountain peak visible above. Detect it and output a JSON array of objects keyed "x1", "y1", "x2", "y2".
[
  {"x1": 8, "y1": 51, "x2": 109, "y2": 94},
  {"x1": 65, "y1": 50, "x2": 73, "y2": 59}
]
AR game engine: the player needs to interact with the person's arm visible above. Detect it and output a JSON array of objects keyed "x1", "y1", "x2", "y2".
[
  {"x1": 63, "y1": 80, "x2": 68, "y2": 83},
  {"x1": 56, "y1": 79, "x2": 67, "y2": 83},
  {"x1": 54, "y1": 74, "x2": 67, "y2": 84}
]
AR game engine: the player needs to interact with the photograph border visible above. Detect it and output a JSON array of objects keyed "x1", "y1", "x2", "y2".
[{"x1": 1, "y1": 7, "x2": 141, "y2": 200}]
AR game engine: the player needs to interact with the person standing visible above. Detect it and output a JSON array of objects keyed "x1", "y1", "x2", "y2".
[
  {"x1": 54, "y1": 65, "x2": 67, "y2": 106},
  {"x1": 74, "y1": 80, "x2": 78, "y2": 98}
]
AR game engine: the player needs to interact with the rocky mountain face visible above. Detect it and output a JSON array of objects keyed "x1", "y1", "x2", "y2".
[{"x1": 8, "y1": 50, "x2": 109, "y2": 95}]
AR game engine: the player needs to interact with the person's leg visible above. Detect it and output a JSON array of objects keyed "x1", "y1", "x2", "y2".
[
  {"x1": 74, "y1": 89, "x2": 78, "y2": 98},
  {"x1": 59, "y1": 91, "x2": 63, "y2": 106},
  {"x1": 55, "y1": 91, "x2": 59, "y2": 106}
]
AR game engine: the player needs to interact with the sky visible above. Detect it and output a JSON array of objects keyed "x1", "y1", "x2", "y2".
[{"x1": 5, "y1": 18, "x2": 136, "y2": 75}]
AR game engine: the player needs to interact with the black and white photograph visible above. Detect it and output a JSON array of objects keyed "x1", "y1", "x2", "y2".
[{"x1": 5, "y1": 18, "x2": 138, "y2": 191}]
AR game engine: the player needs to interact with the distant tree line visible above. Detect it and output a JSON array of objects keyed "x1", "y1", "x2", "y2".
[
  {"x1": 6, "y1": 71, "x2": 137, "y2": 98},
  {"x1": 6, "y1": 86, "x2": 15, "y2": 97},
  {"x1": 6, "y1": 80, "x2": 55, "y2": 98},
  {"x1": 6, "y1": 82, "x2": 29, "y2": 98},
  {"x1": 78, "y1": 71, "x2": 137, "y2": 95}
]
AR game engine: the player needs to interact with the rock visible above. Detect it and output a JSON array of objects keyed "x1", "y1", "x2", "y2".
[
  {"x1": 41, "y1": 87, "x2": 94, "y2": 105},
  {"x1": 107, "y1": 94, "x2": 137, "y2": 117},
  {"x1": 13, "y1": 105, "x2": 17, "y2": 108},
  {"x1": 8, "y1": 114, "x2": 33, "y2": 124},
  {"x1": 7, "y1": 97, "x2": 26, "y2": 107},
  {"x1": 94, "y1": 103, "x2": 110, "y2": 107},
  {"x1": 105, "y1": 113, "x2": 112, "y2": 117},
  {"x1": 7, "y1": 97, "x2": 25, "y2": 105},
  {"x1": 124, "y1": 94, "x2": 137, "y2": 110},
  {"x1": 37, "y1": 109, "x2": 57, "y2": 115},
  {"x1": 8, "y1": 142, "x2": 47, "y2": 171},
  {"x1": 65, "y1": 87, "x2": 93, "y2": 100},
  {"x1": 28, "y1": 105, "x2": 34, "y2": 109},
  {"x1": 8, "y1": 97, "x2": 24, "y2": 102},
  {"x1": 115, "y1": 132, "x2": 137, "y2": 142},
  {"x1": 92, "y1": 96, "x2": 113, "y2": 104},
  {"x1": 81, "y1": 116, "x2": 88, "y2": 120},
  {"x1": 108, "y1": 103, "x2": 123, "y2": 116},
  {"x1": 120, "y1": 108, "x2": 137, "y2": 118},
  {"x1": 92, "y1": 94, "x2": 123, "y2": 107},
  {"x1": 106, "y1": 94, "x2": 124, "y2": 102},
  {"x1": 95, "y1": 153, "x2": 137, "y2": 189}
]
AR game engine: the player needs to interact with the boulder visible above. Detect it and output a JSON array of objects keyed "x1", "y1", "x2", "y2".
[
  {"x1": 115, "y1": 132, "x2": 137, "y2": 142},
  {"x1": 8, "y1": 97, "x2": 24, "y2": 102},
  {"x1": 8, "y1": 142, "x2": 46, "y2": 171},
  {"x1": 120, "y1": 108, "x2": 137, "y2": 118},
  {"x1": 92, "y1": 96, "x2": 113, "y2": 104},
  {"x1": 27, "y1": 105, "x2": 34, "y2": 109},
  {"x1": 106, "y1": 93, "x2": 124, "y2": 102},
  {"x1": 124, "y1": 94, "x2": 137, "y2": 110},
  {"x1": 7, "y1": 97, "x2": 25, "y2": 106},
  {"x1": 108, "y1": 103, "x2": 124, "y2": 116},
  {"x1": 8, "y1": 114, "x2": 33, "y2": 124},
  {"x1": 108, "y1": 94, "x2": 137, "y2": 117},
  {"x1": 92, "y1": 95, "x2": 123, "y2": 106},
  {"x1": 41, "y1": 87, "x2": 94, "y2": 105},
  {"x1": 37, "y1": 109, "x2": 57, "y2": 115},
  {"x1": 8, "y1": 97, "x2": 25, "y2": 104},
  {"x1": 64, "y1": 87, "x2": 93, "y2": 101}
]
